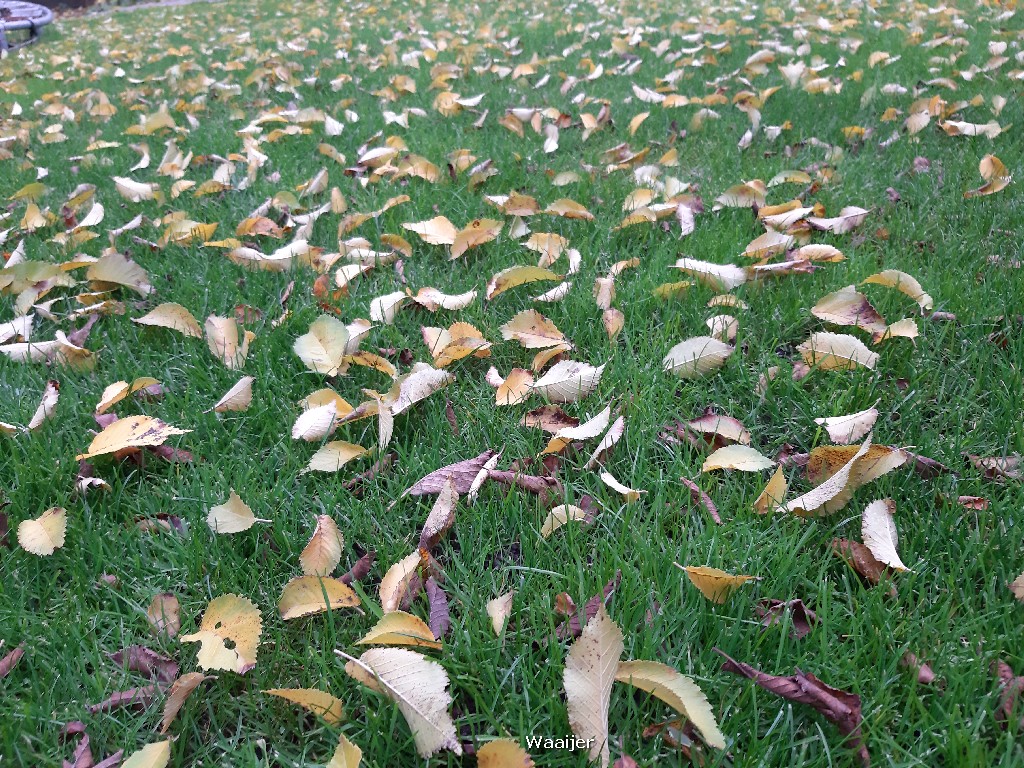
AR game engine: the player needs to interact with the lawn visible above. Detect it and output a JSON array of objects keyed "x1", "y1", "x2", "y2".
[{"x1": 2, "y1": 0, "x2": 1023, "y2": 766}]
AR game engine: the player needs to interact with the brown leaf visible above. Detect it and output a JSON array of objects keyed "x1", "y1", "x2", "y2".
[
  {"x1": 715, "y1": 649, "x2": 869, "y2": 766},
  {"x1": 341, "y1": 551, "x2": 376, "y2": 585},
  {"x1": 755, "y1": 599, "x2": 817, "y2": 639},
  {"x1": 405, "y1": 450, "x2": 499, "y2": 496},
  {"x1": 521, "y1": 405, "x2": 579, "y2": 433},
  {"x1": 419, "y1": 478, "x2": 458, "y2": 552},
  {"x1": 965, "y1": 453, "x2": 1021, "y2": 481},
  {"x1": 679, "y1": 477, "x2": 722, "y2": 525},
  {"x1": 993, "y1": 660, "x2": 1024, "y2": 731},
  {"x1": 108, "y1": 646, "x2": 179, "y2": 683},
  {"x1": 147, "y1": 593, "x2": 181, "y2": 638},
  {"x1": 59, "y1": 721, "x2": 100, "y2": 768},
  {"x1": 0, "y1": 644, "x2": 25, "y2": 679},
  {"x1": 831, "y1": 538, "x2": 897, "y2": 597},
  {"x1": 444, "y1": 400, "x2": 459, "y2": 436},
  {"x1": 555, "y1": 572, "x2": 622, "y2": 640},
  {"x1": 425, "y1": 577, "x2": 451, "y2": 639},
  {"x1": 87, "y1": 683, "x2": 165, "y2": 713},
  {"x1": 487, "y1": 470, "x2": 562, "y2": 506},
  {"x1": 905, "y1": 452, "x2": 953, "y2": 479}
]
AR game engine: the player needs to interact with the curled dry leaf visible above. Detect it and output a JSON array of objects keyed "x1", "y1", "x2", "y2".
[
  {"x1": 755, "y1": 599, "x2": 818, "y2": 639},
  {"x1": 76, "y1": 415, "x2": 190, "y2": 460},
  {"x1": 900, "y1": 652, "x2": 936, "y2": 685},
  {"x1": 861, "y1": 499, "x2": 911, "y2": 571},
  {"x1": 133, "y1": 303, "x2": 203, "y2": 338},
  {"x1": 496, "y1": 368, "x2": 534, "y2": 405},
  {"x1": 832, "y1": 538, "x2": 897, "y2": 596},
  {"x1": 680, "y1": 477, "x2": 721, "y2": 524},
  {"x1": 753, "y1": 468, "x2": 788, "y2": 514},
  {"x1": 87, "y1": 250, "x2": 153, "y2": 296},
  {"x1": 27, "y1": 380, "x2": 59, "y2": 431},
  {"x1": 300, "y1": 515, "x2": 344, "y2": 576},
  {"x1": 159, "y1": 672, "x2": 213, "y2": 734},
  {"x1": 714, "y1": 650, "x2": 869, "y2": 767},
  {"x1": 404, "y1": 450, "x2": 498, "y2": 496},
  {"x1": 476, "y1": 739, "x2": 535, "y2": 768},
  {"x1": 815, "y1": 403, "x2": 879, "y2": 444},
  {"x1": 425, "y1": 577, "x2": 450, "y2": 639},
  {"x1": 292, "y1": 402, "x2": 338, "y2": 442},
  {"x1": 357, "y1": 611, "x2": 441, "y2": 650},
  {"x1": 1010, "y1": 573, "x2": 1024, "y2": 602},
  {"x1": 500, "y1": 309, "x2": 569, "y2": 350},
  {"x1": 343, "y1": 647, "x2": 462, "y2": 758},
  {"x1": 279, "y1": 576, "x2": 360, "y2": 620},
  {"x1": 702, "y1": 445, "x2": 774, "y2": 472},
  {"x1": 861, "y1": 270, "x2": 933, "y2": 313},
  {"x1": 211, "y1": 376, "x2": 255, "y2": 413},
  {"x1": 263, "y1": 688, "x2": 344, "y2": 724},
  {"x1": 811, "y1": 286, "x2": 887, "y2": 336},
  {"x1": 205, "y1": 315, "x2": 255, "y2": 369},
  {"x1": 486, "y1": 590, "x2": 515, "y2": 636},
  {"x1": 410, "y1": 287, "x2": 478, "y2": 312},
  {"x1": 380, "y1": 551, "x2": 424, "y2": 613},
  {"x1": 294, "y1": 315, "x2": 352, "y2": 376},
  {"x1": 180, "y1": 594, "x2": 262, "y2": 674},
  {"x1": 663, "y1": 337, "x2": 734, "y2": 378},
  {"x1": 600, "y1": 471, "x2": 644, "y2": 503},
  {"x1": 541, "y1": 505, "x2": 587, "y2": 539},
  {"x1": 677, "y1": 564, "x2": 757, "y2": 604},
  {"x1": 615, "y1": 660, "x2": 726, "y2": 749},
  {"x1": 419, "y1": 478, "x2": 458, "y2": 551},
  {"x1": 785, "y1": 435, "x2": 873, "y2": 516},
  {"x1": 585, "y1": 415, "x2": 625, "y2": 470},
  {"x1": 563, "y1": 604, "x2": 623, "y2": 768},
  {"x1": 17, "y1": 506, "x2": 67, "y2": 555},
  {"x1": 0, "y1": 645, "x2": 25, "y2": 679},
  {"x1": 674, "y1": 258, "x2": 748, "y2": 292},
  {"x1": 964, "y1": 154, "x2": 1011, "y2": 198}
]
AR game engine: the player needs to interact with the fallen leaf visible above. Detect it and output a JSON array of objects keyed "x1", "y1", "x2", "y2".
[
  {"x1": 304, "y1": 441, "x2": 369, "y2": 473},
  {"x1": 677, "y1": 564, "x2": 756, "y2": 603},
  {"x1": 541, "y1": 505, "x2": 587, "y2": 538},
  {"x1": 531, "y1": 360, "x2": 604, "y2": 403},
  {"x1": 702, "y1": 445, "x2": 774, "y2": 472},
  {"x1": 121, "y1": 740, "x2": 171, "y2": 768},
  {"x1": 279, "y1": 576, "x2": 360, "y2": 619},
  {"x1": 486, "y1": 265, "x2": 561, "y2": 300},
  {"x1": 753, "y1": 468, "x2": 788, "y2": 514},
  {"x1": 564, "y1": 604, "x2": 623, "y2": 768},
  {"x1": 0, "y1": 645, "x2": 25, "y2": 679},
  {"x1": 159, "y1": 672, "x2": 213, "y2": 734},
  {"x1": 815, "y1": 403, "x2": 879, "y2": 444},
  {"x1": 210, "y1": 376, "x2": 255, "y2": 413},
  {"x1": 133, "y1": 303, "x2": 203, "y2": 338},
  {"x1": 496, "y1": 368, "x2": 534, "y2": 405},
  {"x1": 27, "y1": 380, "x2": 59, "y2": 431},
  {"x1": 861, "y1": 270, "x2": 933, "y2": 313},
  {"x1": 832, "y1": 538, "x2": 896, "y2": 594},
  {"x1": 147, "y1": 593, "x2": 180, "y2": 638},
  {"x1": 797, "y1": 332, "x2": 879, "y2": 371},
  {"x1": 615, "y1": 660, "x2": 725, "y2": 749},
  {"x1": 342, "y1": 648, "x2": 461, "y2": 758},
  {"x1": 419, "y1": 478, "x2": 458, "y2": 551},
  {"x1": 294, "y1": 315, "x2": 352, "y2": 376},
  {"x1": 486, "y1": 590, "x2": 515, "y2": 636},
  {"x1": 680, "y1": 477, "x2": 722, "y2": 524},
  {"x1": 600, "y1": 472, "x2": 644, "y2": 503},
  {"x1": 861, "y1": 499, "x2": 911, "y2": 571},
  {"x1": 964, "y1": 154, "x2": 1011, "y2": 198},
  {"x1": 205, "y1": 315, "x2": 255, "y2": 369},
  {"x1": 76, "y1": 415, "x2": 190, "y2": 460},
  {"x1": 425, "y1": 577, "x2": 450, "y2": 639},
  {"x1": 17, "y1": 506, "x2": 67, "y2": 555},
  {"x1": 714, "y1": 650, "x2": 869, "y2": 767},
  {"x1": 207, "y1": 490, "x2": 268, "y2": 534},
  {"x1": 300, "y1": 515, "x2": 344, "y2": 576},
  {"x1": 263, "y1": 688, "x2": 345, "y2": 724},
  {"x1": 404, "y1": 450, "x2": 499, "y2": 496},
  {"x1": 663, "y1": 337, "x2": 734, "y2": 378},
  {"x1": 899, "y1": 653, "x2": 936, "y2": 685},
  {"x1": 755, "y1": 599, "x2": 817, "y2": 639},
  {"x1": 380, "y1": 551, "x2": 424, "y2": 612},
  {"x1": 356, "y1": 611, "x2": 441, "y2": 649},
  {"x1": 180, "y1": 594, "x2": 262, "y2": 673},
  {"x1": 108, "y1": 645, "x2": 179, "y2": 683},
  {"x1": 500, "y1": 309, "x2": 569, "y2": 349}
]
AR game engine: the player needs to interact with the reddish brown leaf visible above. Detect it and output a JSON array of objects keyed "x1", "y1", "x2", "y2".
[
  {"x1": 487, "y1": 470, "x2": 562, "y2": 506},
  {"x1": 993, "y1": 660, "x2": 1024, "y2": 731},
  {"x1": 0, "y1": 644, "x2": 25, "y2": 679},
  {"x1": 832, "y1": 538, "x2": 897, "y2": 597},
  {"x1": 59, "y1": 721, "x2": 93, "y2": 768},
  {"x1": 954, "y1": 495, "x2": 989, "y2": 510},
  {"x1": 905, "y1": 451, "x2": 953, "y2": 480},
  {"x1": 67, "y1": 314, "x2": 100, "y2": 347},
  {"x1": 340, "y1": 551, "x2": 375, "y2": 585},
  {"x1": 87, "y1": 684, "x2": 165, "y2": 713},
  {"x1": 444, "y1": 399, "x2": 460, "y2": 436},
  {"x1": 554, "y1": 592, "x2": 577, "y2": 616},
  {"x1": 521, "y1": 405, "x2": 579, "y2": 433},
  {"x1": 405, "y1": 450, "x2": 498, "y2": 496},
  {"x1": 966, "y1": 454, "x2": 1021, "y2": 481},
  {"x1": 715, "y1": 649, "x2": 869, "y2": 767},
  {"x1": 680, "y1": 477, "x2": 721, "y2": 525},
  {"x1": 425, "y1": 576, "x2": 451, "y2": 639},
  {"x1": 755, "y1": 599, "x2": 817, "y2": 639},
  {"x1": 107, "y1": 646, "x2": 179, "y2": 684}
]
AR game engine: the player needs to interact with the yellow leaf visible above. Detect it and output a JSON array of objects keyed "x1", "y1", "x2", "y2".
[
  {"x1": 477, "y1": 739, "x2": 534, "y2": 768},
  {"x1": 205, "y1": 315, "x2": 255, "y2": 369},
  {"x1": 402, "y1": 215, "x2": 458, "y2": 246},
  {"x1": 356, "y1": 611, "x2": 441, "y2": 649},
  {"x1": 300, "y1": 515, "x2": 344, "y2": 576},
  {"x1": 797, "y1": 332, "x2": 878, "y2": 371},
  {"x1": 263, "y1": 688, "x2": 345, "y2": 724},
  {"x1": 861, "y1": 270, "x2": 933, "y2": 313},
  {"x1": 753, "y1": 468, "x2": 788, "y2": 514},
  {"x1": 563, "y1": 605, "x2": 623, "y2": 768},
  {"x1": 159, "y1": 672, "x2": 212, "y2": 733},
  {"x1": 500, "y1": 309, "x2": 567, "y2": 349},
  {"x1": 615, "y1": 660, "x2": 725, "y2": 749},
  {"x1": 451, "y1": 219, "x2": 502, "y2": 259},
  {"x1": 18, "y1": 507, "x2": 67, "y2": 556},
  {"x1": 702, "y1": 445, "x2": 774, "y2": 472},
  {"x1": 327, "y1": 734, "x2": 363, "y2": 768},
  {"x1": 964, "y1": 154, "x2": 1011, "y2": 198},
  {"x1": 540, "y1": 504, "x2": 586, "y2": 538},
  {"x1": 211, "y1": 376, "x2": 255, "y2": 413},
  {"x1": 180, "y1": 594, "x2": 262, "y2": 674},
  {"x1": 485, "y1": 591, "x2": 515, "y2": 636},
  {"x1": 294, "y1": 315, "x2": 352, "y2": 376},
  {"x1": 303, "y1": 441, "x2": 368, "y2": 474},
  {"x1": 76, "y1": 415, "x2": 190, "y2": 460},
  {"x1": 495, "y1": 368, "x2": 534, "y2": 406},
  {"x1": 677, "y1": 564, "x2": 757, "y2": 603},
  {"x1": 380, "y1": 551, "x2": 423, "y2": 613},
  {"x1": 485, "y1": 266, "x2": 561, "y2": 300},
  {"x1": 121, "y1": 740, "x2": 171, "y2": 768},
  {"x1": 531, "y1": 360, "x2": 604, "y2": 403},
  {"x1": 663, "y1": 337, "x2": 734, "y2": 378},
  {"x1": 87, "y1": 251, "x2": 152, "y2": 296},
  {"x1": 132, "y1": 303, "x2": 203, "y2": 338},
  {"x1": 279, "y1": 576, "x2": 360, "y2": 620}
]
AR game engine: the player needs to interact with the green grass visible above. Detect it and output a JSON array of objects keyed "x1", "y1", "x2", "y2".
[{"x1": 2, "y1": 0, "x2": 1024, "y2": 766}]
